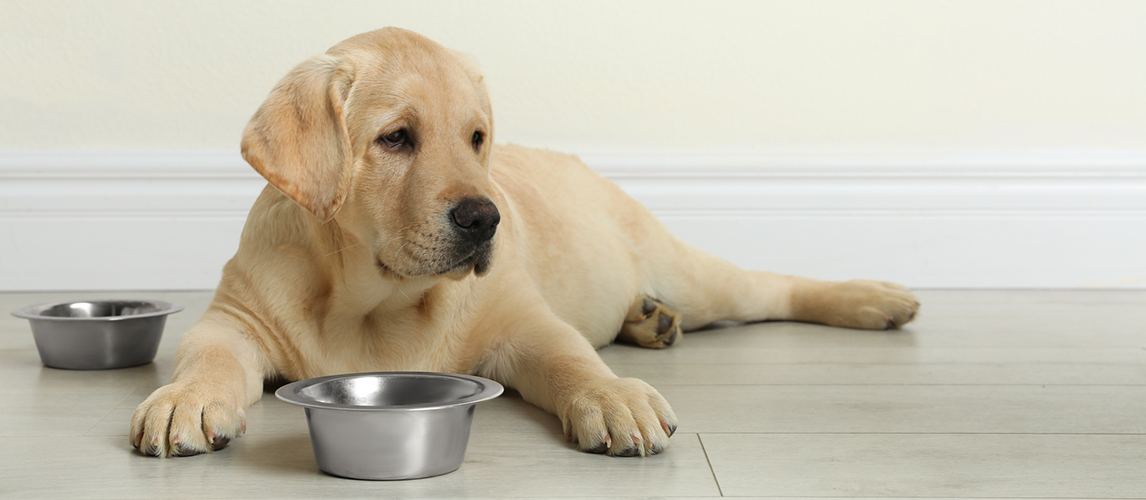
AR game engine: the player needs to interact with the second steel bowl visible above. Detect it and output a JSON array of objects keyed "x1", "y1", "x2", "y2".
[{"x1": 11, "y1": 300, "x2": 183, "y2": 370}]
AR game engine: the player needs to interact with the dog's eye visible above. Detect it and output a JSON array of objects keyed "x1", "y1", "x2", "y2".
[
  {"x1": 472, "y1": 131, "x2": 484, "y2": 151},
  {"x1": 378, "y1": 130, "x2": 408, "y2": 149}
]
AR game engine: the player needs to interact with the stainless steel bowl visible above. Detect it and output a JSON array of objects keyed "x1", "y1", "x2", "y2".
[
  {"x1": 11, "y1": 300, "x2": 183, "y2": 370},
  {"x1": 276, "y1": 371, "x2": 504, "y2": 480}
]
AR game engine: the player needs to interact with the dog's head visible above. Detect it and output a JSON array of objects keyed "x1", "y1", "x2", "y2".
[{"x1": 241, "y1": 28, "x2": 499, "y2": 279}]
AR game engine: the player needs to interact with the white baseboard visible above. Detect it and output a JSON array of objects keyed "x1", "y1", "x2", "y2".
[{"x1": 2, "y1": 149, "x2": 1145, "y2": 291}]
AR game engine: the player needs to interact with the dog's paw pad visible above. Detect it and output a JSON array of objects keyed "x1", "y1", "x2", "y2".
[{"x1": 618, "y1": 295, "x2": 682, "y2": 349}]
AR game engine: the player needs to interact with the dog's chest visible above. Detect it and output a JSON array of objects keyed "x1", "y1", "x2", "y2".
[{"x1": 311, "y1": 310, "x2": 476, "y2": 376}]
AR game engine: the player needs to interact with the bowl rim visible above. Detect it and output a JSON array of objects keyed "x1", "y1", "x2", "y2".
[
  {"x1": 10, "y1": 299, "x2": 184, "y2": 322},
  {"x1": 275, "y1": 371, "x2": 505, "y2": 412}
]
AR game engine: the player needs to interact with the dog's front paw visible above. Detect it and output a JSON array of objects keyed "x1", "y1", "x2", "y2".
[
  {"x1": 129, "y1": 382, "x2": 246, "y2": 458},
  {"x1": 560, "y1": 377, "x2": 678, "y2": 457},
  {"x1": 799, "y1": 279, "x2": 920, "y2": 330}
]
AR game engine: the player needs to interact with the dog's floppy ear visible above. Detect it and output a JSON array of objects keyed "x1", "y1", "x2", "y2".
[{"x1": 241, "y1": 55, "x2": 356, "y2": 222}]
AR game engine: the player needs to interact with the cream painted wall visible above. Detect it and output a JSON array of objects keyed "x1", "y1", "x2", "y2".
[
  {"x1": 2, "y1": 0, "x2": 1144, "y2": 153},
  {"x1": 3, "y1": 1, "x2": 1146, "y2": 290}
]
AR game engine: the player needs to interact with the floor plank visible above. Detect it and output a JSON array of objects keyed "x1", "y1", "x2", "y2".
[
  {"x1": 701, "y1": 433, "x2": 1146, "y2": 498},
  {"x1": 614, "y1": 361, "x2": 1146, "y2": 385},
  {"x1": 660, "y1": 384, "x2": 1146, "y2": 434}
]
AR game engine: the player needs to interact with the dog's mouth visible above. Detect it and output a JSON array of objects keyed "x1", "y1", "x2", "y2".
[
  {"x1": 453, "y1": 241, "x2": 494, "y2": 276},
  {"x1": 376, "y1": 239, "x2": 493, "y2": 279},
  {"x1": 373, "y1": 257, "x2": 406, "y2": 282},
  {"x1": 435, "y1": 240, "x2": 494, "y2": 278}
]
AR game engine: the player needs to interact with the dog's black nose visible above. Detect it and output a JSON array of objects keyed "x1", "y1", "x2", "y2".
[{"x1": 451, "y1": 197, "x2": 500, "y2": 244}]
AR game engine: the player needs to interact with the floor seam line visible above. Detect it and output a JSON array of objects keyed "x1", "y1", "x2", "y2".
[
  {"x1": 82, "y1": 384, "x2": 137, "y2": 437},
  {"x1": 696, "y1": 433, "x2": 724, "y2": 497}
]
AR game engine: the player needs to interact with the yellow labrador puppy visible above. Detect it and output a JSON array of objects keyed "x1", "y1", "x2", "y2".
[{"x1": 131, "y1": 28, "x2": 918, "y2": 458}]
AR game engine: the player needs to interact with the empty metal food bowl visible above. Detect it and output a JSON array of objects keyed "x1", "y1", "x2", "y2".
[
  {"x1": 11, "y1": 300, "x2": 183, "y2": 370},
  {"x1": 276, "y1": 371, "x2": 504, "y2": 480}
]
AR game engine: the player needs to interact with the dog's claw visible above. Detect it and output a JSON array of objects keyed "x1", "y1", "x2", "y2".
[
  {"x1": 614, "y1": 446, "x2": 641, "y2": 457},
  {"x1": 173, "y1": 445, "x2": 202, "y2": 457},
  {"x1": 585, "y1": 442, "x2": 608, "y2": 454},
  {"x1": 211, "y1": 436, "x2": 230, "y2": 450}
]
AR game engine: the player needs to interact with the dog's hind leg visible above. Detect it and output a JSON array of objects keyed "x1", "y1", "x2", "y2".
[
  {"x1": 647, "y1": 238, "x2": 919, "y2": 331},
  {"x1": 617, "y1": 296, "x2": 682, "y2": 348}
]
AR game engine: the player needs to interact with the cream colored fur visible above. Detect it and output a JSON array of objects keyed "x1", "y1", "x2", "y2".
[{"x1": 130, "y1": 28, "x2": 919, "y2": 458}]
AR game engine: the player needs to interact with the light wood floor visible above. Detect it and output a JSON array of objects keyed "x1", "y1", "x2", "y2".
[{"x1": 2, "y1": 290, "x2": 1144, "y2": 499}]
